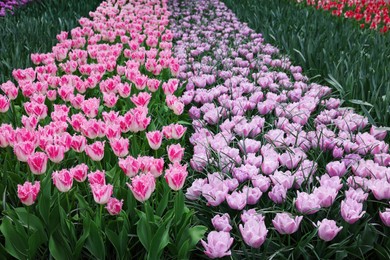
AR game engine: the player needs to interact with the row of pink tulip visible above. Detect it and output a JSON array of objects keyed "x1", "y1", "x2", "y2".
[
  {"x1": 0, "y1": 0, "x2": 189, "y2": 216},
  {"x1": 169, "y1": 0, "x2": 390, "y2": 257}
]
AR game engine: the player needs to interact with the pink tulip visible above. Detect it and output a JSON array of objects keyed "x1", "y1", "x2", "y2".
[
  {"x1": 109, "y1": 137, "x2": 129, "y2": 157},
  {"x1": 0, "y1": 95, "x2": 10, "y2": 113},
  {"x1": 167, "y1": 143, "x2": 185, "y2": 163},
  {"x1": 70, "y1": 163, "x2": 88, "y2": 182},
  {"x1": 239, "y1": 218, "x2": 268, "y2": 248},
  {"x1": 127, "y1": 173, "x2": 156, "y2": 202},
  {"x1": 88, "y1": 170, "x2": 106, "y2": 185},
  {"x1": 81, "y1": 98, "x2": 100, "y2": 118},
  {"x1": 85, "y1": 141, "x2": 105, "y2": 161},
  {"x1": 130, "y1": 92, "x2": 152, "y2": 107},
  {"x1": 313, "y1": 186, "x2": 337, "y2": 208},
  {"x1": 379, "y1": 208, "x2": 390, "y2": 227},
  {"x1": 171, "y1": 124, "x2": 187, "y2": 139},
  {"x1": 165, "y1": 162, "x2": 188, "y2": 191},
  {"x1": 146, "y1": 131, "x2": 163, "y2": 150},
  {"x1": 340, "y1": 198, "x2": 365, "y2": 224},
  {"x1": 106, "y1": 197, "x2": 123, "y2": 215},
  {"x1": 45, "y1": 144, "x2": 66, "y2": 163},
  {"x1": 272, "y1": 213, "x2": 303, "y2": 234},
  {"x1": 186, "y1": 178, "x2": 207, "y2": 200},
  {"x1": 119, "y1": 156, "x2": 140, "y2": 178},
  {"x1": 90, "y1": 183, "x2": 113, "y2": 204},
  {"x1": 52, "y1": 169, "x2": 73, "y2": 192},
  {"x1": 317, "y1": 219, "x2": 343, "y2": 241},
  {"x1": 71, "y1": 135, "x2": 87, "y2": 152},
  {"x1": 149, "y1": 158, "x2": 164, "y2": 177},
  {"x1": 226, "y1": 191, "x2": 247, "y2": 210},
  {"x1": 14, "y1": 141, "x2": 35, "y2": 162},
  {"x1": 212, "y1": 213, "x2": 232, "y2": 232},
  {"x1": 369, "y1": 179, "x2": 390, "y2": 200},
  {"x1": 17, "y1": 181, "x2": 40, "y2": 206},
  {"x1": 27, "y1": 152, "x2": 48, "y2": 175},
  {"x1": 295, "y1": 191, "x2": 321, "y2": 214},
  {"x1": 201, "y1": 231, "x2": 233, "y2": 259},
  {"x1": 326, "y1": 161, "x2": 347, "y2": 177},
  {"x1": 261, "y1": 158, "x2": 279, "y2": 175},
  {"x1": 268, "y1": 184, "x2": 287, "y2": 204}
]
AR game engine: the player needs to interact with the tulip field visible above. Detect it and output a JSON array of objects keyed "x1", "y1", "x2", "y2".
[{"x1": 0, "y1": 0, "x2": 390, "y2": 259}]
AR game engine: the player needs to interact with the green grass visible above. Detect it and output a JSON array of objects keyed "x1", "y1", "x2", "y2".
[
  {"x1": 222, "y1": 0, "x2": 390, "y2": 126},
  {"x1": 0, "y1": 0, "x2": 102, "y2": 83}
]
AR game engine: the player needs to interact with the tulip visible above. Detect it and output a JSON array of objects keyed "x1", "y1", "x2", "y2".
[
  {"x1": 70, "y1": 163, "x2": 88, "y2": 182},
  {"x1": 109, "y1": 137, "x2": 129, "y2": 157},
  {"x1": 52, "y1": 169, "x2": 73, "y2": 192},
  {"x1": 45, "y1": 144, "x2": 66, "y2": 163},
  {"x1": 317, "y1": 219, "x2": 343, "y2": 241},
  {"x1": 106, "y1": 197, "x2": 123, "y2": 215},
  {"x1": 340, "y1": 198, "x2": 365, "y2": 224},
  {"x1": 88, "y1": 170, "x2": 106, "y2": 185},
  {"x1": 212, "y1": 213, "x2": 232, "y2": 232},
  {"x1": 201, "y1": 231, "x2": 233, "y2": 259},
  {"x1": 14, "y1": 141, "x2": 35, "y2": 162},
  {"x1": 239, "y1": 218, "x2": 268, "y2": 248},
  {"x1": 91, "y1": 183, "x2": 113, "y2": 204},
  {"x1": 127, "y1": 173, "x2": 155, "y2": 202},
  {"x1": 119, "y1": 156, "x2": 140, "y2": 177},
  {"x1": 146, "y1": 130, "x2": 163, "y2": 150},
  {"x1": 85, "y1": 141, "x2": 105, "y2": 161},
  {"x1": 17, "y1": 181, "x2": 40, "y2": 206},
  {"x1": 27, "y1": 152, "x2": 48, "y2": 175},
  {"x1": 165, "y1": 162, "x2": 188, "y2": 191},
  {"x1": 295, "y1": 191, "x2": 321, "y2": 214},
  {"x1": 167, "y1": 143, "x2": 185, "y2": 163},
  {"x1": 272, "y1": 213, "x2": 303, "y2": 235},
  {"x1": 379, "y1": 208, "x2": 390, "y2": 227},
  {"x1": 226, "y1": 191, "x2": 247, "y2": 210}
]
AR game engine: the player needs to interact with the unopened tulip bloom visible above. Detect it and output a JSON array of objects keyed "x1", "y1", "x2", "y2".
[
  {"x1": 17, "y1": 181, "x2": 40, "y2": 206},
  {"x1": 379, "y1": 208, "x2": 390, "y2": 227},
  {"x1": 91, "y1": 183, "x2": 113, "y2": 204},
  {"x1": 201, "y1": 231, "x2": 233, "y2": 259},
  {"x1": 45, "y1": 144, "x2": 66, "y2": 163},
  {"x1": 295, "y1": 191, "x2": 321, "y2": 214},
  {"x1": 106, "y1": 197, "x2": 123, "y2": 215},
  {"x1": 340, "y1": 198, "x2": 365, "y2": 224},
  {"x1": 52, "y1": 169, "x2": 73, "y2": 192},
  {"x1": 212, "y1": 213, "x2": 232, "y2": 232},
  {"x1": 85, "y1": 141, "x2": 105, "y2": 161},
  {"x1": 70, "y1": 163, "x2": 88, "y2": 182},
  {"x1": 239, "y1": 218, "x2": 268, "y2": 248},
  {"x1": 109, "y1": 137, "x2": 129, "y2": 157},
  {"x1": 272, "y1": 213, "x2": 303, "y2": 234},
  {"x1": 27, "y1": 152, "x2": 48, "y2": 175},
  {"x1": 88, "y1": 170, "x2": 106, "y2": 185},
  {"x1": 127, "y1": 173, "x2": 155, "y2": 202},
  {"x1": 326, "y1": 161, "x2": 347, "y2": 177},
  {"x1": 165, "y1": 162, "x2": 188, "y2": 191},
  {"x1": 146, "y1": 130, "x2": 163, "y2": 150},
  {"x1": 118, "y1": 156, "x2": 140, "y2": 177},
  {"x1": 317, "y1": 219, "x2": 342, "y2": 241},
  {"x1": 167, "y1": 143, "x2": 185, "y2": 163}
]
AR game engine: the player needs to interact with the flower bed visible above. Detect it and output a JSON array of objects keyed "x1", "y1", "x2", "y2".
[
  {"x1": 0, "y1": 0, "x2": 204, "y2": 258},
  {"x1": 296, "y1": 0, "x2": 390, "y2": 33},
  {"x1": 170, "y1": 0, "x2": 390, "y2": 258},
  {"x1": 0, "y1": 0, "x2": 33, "y2": 16}
]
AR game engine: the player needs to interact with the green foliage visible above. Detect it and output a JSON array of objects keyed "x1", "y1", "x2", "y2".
[
  {"x1": 0, "y1": 0, "x2": 102, "y2": 83},
  {"x1": 222, "y1": 0, "x2": 390, "y2": 126}
]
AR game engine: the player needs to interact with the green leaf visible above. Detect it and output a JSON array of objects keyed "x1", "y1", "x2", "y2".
[
  {"x1": 136, "y1": 213, "x2": 151, "y2": 251},
  {"x1": 74, "y1": 217, "x2": 91, "y2": 258},
  {"x1": 188, "y1": 225, "x2": 207, "y2": 249},
  {"x1": 85, "y1": 220, "x2": 106, "y2": 260},
  {"x1": 174, "y1": 190, "x2": 184, "y2": 224},
  {"x1": 49, "y1": 231, "x2": 72, "y2": 260},
  {"x1": 0, "y1": 217, "x2": 28, "y2": 260},
  {"x1": 148, "y1": 219, "x2": 172, "y2": 260},
  {"x1": 156, "y1": 190, "x2": 170, "y2": 217}
]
